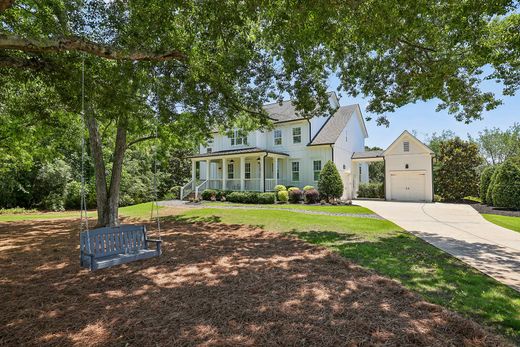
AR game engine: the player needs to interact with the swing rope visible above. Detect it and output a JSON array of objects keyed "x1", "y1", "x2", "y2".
[
  {"x1": 80, "y1": 55, "x2": 92, "y2": 254},
  {"x1": 150, "y1": 69, "x2": 161, "y2": 241}
]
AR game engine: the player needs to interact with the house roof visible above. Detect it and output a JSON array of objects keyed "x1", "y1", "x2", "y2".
[
  {"x1": 308, "y1": 105, "x2": 358, "y2": 145},
  {"x1": 188, "y1": 147, "x2": 289, "y2": 159},
  {"x1": 351, "y1": 150, "x2": 384, "y2": 159},
  {"x1": 262, "y1": 91, "x2": 339, "y2": 123}
]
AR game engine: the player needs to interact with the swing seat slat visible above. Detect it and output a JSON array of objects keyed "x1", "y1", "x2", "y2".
[{"x1": 80, "y1": 225, "x2": 161, "y2": 271}]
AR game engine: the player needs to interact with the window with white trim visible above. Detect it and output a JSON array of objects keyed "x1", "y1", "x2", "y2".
[
  {"x1": 206, "y1": 138, "x2": 213, "y2": 153},
  {"x1": 274, "y1": 129, "x2": 282, "y2": 145},
  {"x1": 227, "y1": 163, "x2": 234, "y2": 179},
  {"x1": 403, "y1": 141, "x2": 410, "y2": 152},
  {"x1": 244, "y1": 162, "x2": 251, "y2": 179},
  {"x1": 230, "y1": 130, "x2": 247, "y2": 146},
  {"x1": 313, "y1": 160, "x2": 322, "y2": 181},
  {"x1": 292, "y1": 127, "x2": 301, "y2": 144},
  {"x1": 291, "y1": 161, "x2": 300, "y2": 181}
]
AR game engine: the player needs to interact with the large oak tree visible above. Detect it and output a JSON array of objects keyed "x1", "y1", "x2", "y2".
[{"x1": 1, "y1": 0, "x2": 519, "y2": 226}]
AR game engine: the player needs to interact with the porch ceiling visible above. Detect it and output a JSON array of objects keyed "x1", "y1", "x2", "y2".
[{"x1": 188, "y1": 147, "x2": 289, "y2": 160}]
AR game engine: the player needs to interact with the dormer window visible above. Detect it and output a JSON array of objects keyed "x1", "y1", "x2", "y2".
[
  {"x1": 274, "y1": 129, "x2": 282, "y2": 145},
  {"x1": 403, "y1": 141, "x2": 410, "y2": 152},
  {"x1": 207, "y1": 148, "x2": 212, "y2": 153},
  {"x1": 230, "y1": 130, "x2": 247, "y2": 146}
]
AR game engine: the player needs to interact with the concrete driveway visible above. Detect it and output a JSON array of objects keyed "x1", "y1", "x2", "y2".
[{"x1": 356, "y1": 200, "x2": 520, "y2": 292}]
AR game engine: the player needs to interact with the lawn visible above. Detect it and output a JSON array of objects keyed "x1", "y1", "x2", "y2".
[
  {"x1": 202, "y1": 201, "x2": 374, "y2": 214},
  {"x1": 174, "y1": 207, "x2": 520, "y2": 341},
  {"x1": 0, "y1": 202, "x2": 162, "y2": 222},
  {"x1": 483, "y1": 214, "x2": 520, "y2": 233}
]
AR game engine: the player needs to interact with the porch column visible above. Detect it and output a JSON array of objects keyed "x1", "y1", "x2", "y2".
[
  {"x1": 260, "y1": 155, "x2": 265, "y2": 192},
  {"x1": 274, "y1": 157, "x2": 278, "y2": 187},
  {"x1": 191, "y1": 159, "x2": 196, "y2": 188},
  {"x1": 222, "y1": 158, "x2": 227, "y2": 191},
  {"x1": 205, "y1": 159, "x2": 210, "y2": 181},
  {"x1": 240, "y1": 156, "x2": 245, "y2": 191}
]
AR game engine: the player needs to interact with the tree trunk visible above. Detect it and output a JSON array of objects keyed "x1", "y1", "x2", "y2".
[{"x1": 86, "y1": 113, "x2": 128, "y2": 227}]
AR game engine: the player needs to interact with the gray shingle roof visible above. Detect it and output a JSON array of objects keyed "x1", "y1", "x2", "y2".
[
  {"x1": 188, "y1": 147, "x2": 289, "y2": 159},
  {"x1": 309, "y1": 105, "x2": 357, "y2": 145},
  {"x1": 351, "y1": 150, "x2": 384, "y2": 159}
]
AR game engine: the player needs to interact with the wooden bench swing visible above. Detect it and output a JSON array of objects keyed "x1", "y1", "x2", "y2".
[{"x1": 78, "y1": 57, "x2": 162, "y2": 271}]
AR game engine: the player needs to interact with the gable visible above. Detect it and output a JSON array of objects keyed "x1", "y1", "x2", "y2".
[
  {"x1": 308, "y1": 105, "x2": 361, "y2": 145},
  {"x1": 384, "y1": 131, "x2": 434, "y2": 156}
]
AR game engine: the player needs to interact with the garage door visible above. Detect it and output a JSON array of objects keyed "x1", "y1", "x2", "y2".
[{"x1": 390, "y1": 172, "x2": 426, "y2": 201}]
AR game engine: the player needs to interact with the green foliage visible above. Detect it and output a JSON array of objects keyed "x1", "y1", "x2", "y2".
[
  {"x1": 318, "y1": 161, "x2": 344, "y2": 201},
  {"x1": 277, "y1": 190, "x2": 289, "y2": 203},
  {"x1": 288, "y1": 187, "x2": 300, "y2": 192},
  {"x1": 486, "y1": 168, "x2": 500, "y2": 206},
  {"x1": 201, "y1": 189, "x2": 218, "y2": 201},
  {"x1": 304, "y1": 188, "x2": 320, "y2": 204},
  {"x1": 31, "y1": 159, "x2": 71, "y2": 211},
  {"x1": 365, "y1": 146, "x2": 385, "y2": 182},
  {"x1": 258, "y1": 193, "x2": 276, "y2": 204},
  {"x1": 480, "y1": 166, "x2": 496, "y2": 204},
  {"x1": 471, "y1": 124, "x2": 520, "y2": 165},
  {"x1": 492, "y1": 159, "x2": 520, "y2": 210},
  {"x1": 357, "y1": 183, "x2": 384, "y2": 199},
  {"x1": 435, "y1": 138, "x2": 482, "y2": 201},
  {"x1": 288, "y1": 188, "x2": 303, "y2": 203},
  {"x1": 274, "y1": 185, "x2": 287, "y2": 192},
  {"x1": 303, "y1": 185, "x2": 314, "y2": 191},
  {"x1": 226, "y1": 191, "x2": 274, "y2": 204}
]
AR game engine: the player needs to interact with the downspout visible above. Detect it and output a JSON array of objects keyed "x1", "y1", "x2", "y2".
[
  {"x1": 306, "y1": 119, "x2": 312, "y2": 144},
  {"x1": 330, "y1": 144, "x2": 334, "y2": 162},
  {"x1": 263, "y1": 153, "x2": 268, "y2": 192},
  {"x1": 383, "y1": 157, "x2": 387, "y2": 201},
  {"x1": 431, "y1": 155, "x2": 435, "y2": 202}
]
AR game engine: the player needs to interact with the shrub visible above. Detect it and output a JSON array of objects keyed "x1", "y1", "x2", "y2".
[
  {"x1": 357, "y1": 182, "x2": 384, "y2": 199},
  {"x1": 226, "y1": 191, "x2": 262, "y2": 204},
  {"x1": 486, "y1": 167, "x2": 499, "y2": 206},
  {"x1": 303, "y1": 185, "x2": 314, "y2": 191},
  {"x1": 479, "y1": 166, "x2": 496, "y2": 204},
  {"x1": 288, "y1": 187, "x2": 300, "y2": 192},
  {"x1": 201, "y1": 189, "x2": 217, "y2": 200},
  {"x1": 226, "y1": 192, "x2": 245, "y2": 203},
  {"x1": 492, "y1": 159, "x2": 520, "y2": 210},
  {"x1": 258, "y1": 192, "x2": 276, "y2": 204},
  {"x1": 288, "y1": 188, "x2": 303, "y2": 203},
  {"x1": 33, "y1": 159, "x2": 71, "y2": 211},
  {"x1": 274, "y1": 185, "x2": 287, "y2": 192},
  {"x1": 318, "y1": 160, "x2": 344, "y2": 202},
  {"x1": 277, "y1": 190, "x2": 289, "y2": 203},
  {"x1": 304, "y1": 188, "x2": 320, "y2": 204}
]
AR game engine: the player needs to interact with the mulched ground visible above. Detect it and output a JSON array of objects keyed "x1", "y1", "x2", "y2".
[
  {"x1": 0, "y1": 218, "x2": 511, "y2": 346},
  {"x1": 468, "y1": 202, "x2": 520, "y2": 217}
]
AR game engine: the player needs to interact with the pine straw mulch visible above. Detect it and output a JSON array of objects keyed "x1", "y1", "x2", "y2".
[{"x1": 0, "y1": 217, "x2": 511, "y2": 347}]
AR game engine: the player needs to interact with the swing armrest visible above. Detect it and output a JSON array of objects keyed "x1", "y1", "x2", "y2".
[{"x1": 146, "y1": 239, "x2": 162, "y2": 253}]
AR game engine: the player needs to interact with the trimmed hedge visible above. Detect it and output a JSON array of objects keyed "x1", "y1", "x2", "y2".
[
  {"x1": 201, "y1": 189, "x2": 233, "y2": 201},
  {"x1": 226, "y1": 191, "x2": 276, "y2": 204},
  {"x1": 479, "y1": 166, "x2": 496, "y2": 204},
  {"x1": 357, "y1": 182, "x2": 384, "y2": 199},
  {"x1": 318, "y1": 160, "x2": 344, "y2": 201},
  {"x1": 258, "y1": 192, "x2": 276, "y2": 204},
  {"x1": 303, "y1": 185, "x2": 314, "y2": 191},
  {"x1": 304, "y1": 188, "x2": 320, "y2": 204},
  {"x1": 278, "y1": 190, "x2": 289, "y2": 203},
  {"x1": 491, "y1": 159, "x2": 520, "y2": 210},
  {"x1": 288, "y1": 188, "x2": 303, "y2": 203},
  {"x1": 274, "y1": 185, "x2": 287, "y2": 192}
]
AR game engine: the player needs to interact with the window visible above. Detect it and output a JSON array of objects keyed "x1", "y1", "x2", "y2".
[
  {"x1": 292, "y1": 127, "x2": 301, "y2": 144},
  {"x1": 313, "y1": 160, "x2": 322, "y2": 181},
  {"x1": 245, "y1": 162, "x2": 251, "y2": 179},
  {"x1": 291, "y1": 161, "x2": 300, "y2": 181},
  {"x1": 228, "y1": 163, "x2": 234, "y2": 179},
  {"x1": 359, "y1": 165, "x2": 362, "y2": 178},
  {"x1": 207, "y1": 148, "x2": 212, "y2": 153},
  {"x1": 403, "y1": 141, "x2": 410, "y2": 152},
  {"x1": 274, "y1": 129, "x2": 282, "y2": 145},
  {"x1": 230, "y1": 130, "x2": 247, "y2": 146}
]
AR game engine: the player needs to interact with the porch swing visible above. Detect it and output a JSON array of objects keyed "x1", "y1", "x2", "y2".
[{"x1": 78, "y1": 58, "x2": 162, "y2": 271}]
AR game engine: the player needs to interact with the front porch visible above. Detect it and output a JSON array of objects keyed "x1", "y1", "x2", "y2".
[{"x1": 181, "y1": 149, "x2": 290, "y2": 199}]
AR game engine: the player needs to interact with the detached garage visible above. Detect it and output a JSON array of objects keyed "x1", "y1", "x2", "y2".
[{"x1": 352, "y1": 130, "x2": 434, "y2": 202}]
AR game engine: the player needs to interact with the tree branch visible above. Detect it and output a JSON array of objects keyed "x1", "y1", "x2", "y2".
[
  {"x1": 0, "y1": 0, "x2": 15, "y2": 13},
  {"x1": 126, "y1": 134, "x2": 155, "y2": 149},
  {"x1": 0, "y1": 34, "x2": 187, "y2": 62}
]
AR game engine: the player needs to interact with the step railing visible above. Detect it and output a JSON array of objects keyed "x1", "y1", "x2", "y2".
[
  {"x1": 194, "y1": 180, "x2": 208, "y2": 199},
  {"x1": 180, "y1": 180, "x2": 194, "y2": 200}
]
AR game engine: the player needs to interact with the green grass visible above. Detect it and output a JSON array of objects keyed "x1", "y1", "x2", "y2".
[
  {"x1": 483, "y1": 214, "x2": 520, "y2": 233},
  {"x1": 172, "y1": 207, "x2": 520, "y2": 341},
  {"x1": 202, "y1": 201, "x2": 375, "y2": 214},
  {"x1": 0, "y1": 202, "x2": 160, "y2": 222}
]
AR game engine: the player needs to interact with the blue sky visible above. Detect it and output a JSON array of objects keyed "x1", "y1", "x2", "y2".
[{"x1": 330, "y1": 77, "x2": 519, "y2": 149}]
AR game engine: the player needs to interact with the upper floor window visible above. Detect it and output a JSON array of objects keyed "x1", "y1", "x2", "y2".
[
  {"x1": 313, "y1": 160, "x2": 322, "y2": 181},
  {"x1": 207, "y1": 148, "x2": 212, "y2": 153},
  {"x1": 403, "y1": 141, "x2": 410, "y2": 152},
  {"x1": 230, "y1": 130, "x2": 247, "y2": 146},
  {"x1": 292, "y1": 127, "x2": 301, "y2": 144},
  {"x1": 274, "y1": 129, "x2": 282, "y2": 145}
]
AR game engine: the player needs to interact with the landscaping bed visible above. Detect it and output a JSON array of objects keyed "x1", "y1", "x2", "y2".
[
  {"x1": 0, "y1": 218, "x2": 513, "y2": 346},
  {"x1": 469, "y1": 202, "x2": 520, "y2": 217}
]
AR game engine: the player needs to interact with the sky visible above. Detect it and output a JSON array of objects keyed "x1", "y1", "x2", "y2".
[{"x1": 329, "y1": 76, "x2": 520, "y2": 149}]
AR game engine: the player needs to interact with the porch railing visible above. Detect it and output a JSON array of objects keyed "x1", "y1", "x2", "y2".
[
  {"x1": 265, "y1": 179, "x2": 277, "y2": 192},
  {"x1": 225, "y1": 179, "x2": 241, "y2": 191},
  {"x1": 244, "y1": 179, "x2": 261, "y2": 191},
  {"x1": 208, "y1": 179, "x2": 223, "y2": 190}
]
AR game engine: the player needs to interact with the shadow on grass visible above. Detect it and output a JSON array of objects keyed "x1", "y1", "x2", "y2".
[{"x1": 288, "y1": 229, "x2": 520, "y2": 340}]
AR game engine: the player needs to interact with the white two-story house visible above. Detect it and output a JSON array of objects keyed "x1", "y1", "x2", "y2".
[{"x1": 183, "y1": 92, "x2": 370, "y2": 200}]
